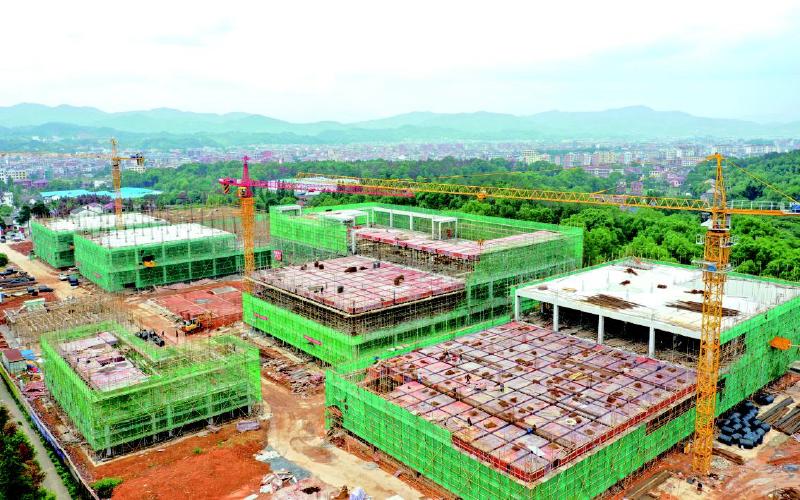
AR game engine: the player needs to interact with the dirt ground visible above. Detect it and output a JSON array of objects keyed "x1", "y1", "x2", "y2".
[
  {"x1": 121, "y1": 279, "x2": 246, "y2": 346},
  {"x1": 0, "y1": 241, "x2": 88, "y2": 300},
  {"x1": 0, "y1": 290, "x2": 58, "y2": 321},
  {"x1": 261, "y1": 376, "x2": 425, "y2": 499},
  {"x1": 619, "y1": 374, "x2": 800, "y2": 500},
  {"x1": 93, "y1": 423, "x2": 269, "y2": 500}
]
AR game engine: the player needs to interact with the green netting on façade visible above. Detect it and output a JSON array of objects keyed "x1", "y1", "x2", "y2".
[
  {"x1": 325, "y1": 279, "x2": 800, "y2": 499},
  {"x1": 73, "y1": 226, "x2": 270, "y2": 291},
  {"x1": 40, "y1": 321, "x2": 261, "y2": 452},
  {"x1": 246, "y1": 202, "x2": 583, "y2": 365}
]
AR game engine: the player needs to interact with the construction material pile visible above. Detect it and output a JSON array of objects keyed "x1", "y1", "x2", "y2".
[
  {"x1": 716, "y1": 401, "x2": 771, "y2": 449},
  {"x1": 261, "y1": 352, "x2": 324, "y2": 395},
  {"x1": 759, "y1": 396, "x2": 800, "y2": 435}
]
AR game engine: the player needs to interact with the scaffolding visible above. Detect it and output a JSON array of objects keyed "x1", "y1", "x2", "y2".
[
  {"x1": 326, "y1": 271, "x2": 800, "y2": 500},
  {"x1": 30, "y1": 213, "x2": 167, "y2": 268},
  {"x1": 73, "y1": 223, "x2": 270, "y2": 291},
  {"x1": 244, "y1": 203, "x2": 583, "y2": 365},
  {"x1": 6, "y1": 295, "x2": 120, "y2": 348},
  {"x1": 40, "y1": 321, "x2": 261, "y2": 454}
]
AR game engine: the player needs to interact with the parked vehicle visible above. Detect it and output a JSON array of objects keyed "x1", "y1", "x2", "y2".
[
  {"x1": 38, "y1": 285, "x2": 54, "y2": 292},
  {"x1": 58, "y1": 273, "x2": 68, "y2": 281}
]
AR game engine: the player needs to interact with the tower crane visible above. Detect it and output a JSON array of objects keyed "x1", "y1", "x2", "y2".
[
  {"x1": 109, "y1": 138, "x2": 145, "y2": 227},
  {"x1": 217, "y1": 156, "x2": 413, "y2": 291},
  {"x1": 0, "y1": 138, "x2": 145, "y2": 228},
  {"x1": 224, "y1": 153, "x2": 796, "y2": 474}
]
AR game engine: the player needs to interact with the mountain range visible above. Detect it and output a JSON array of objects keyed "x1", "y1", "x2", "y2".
[{"x1": 1, "y1": 103, "x2": 798, "y2": 147}]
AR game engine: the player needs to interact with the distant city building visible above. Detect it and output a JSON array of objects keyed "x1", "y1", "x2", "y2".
[
  {"x1": 521, "y1": 150, "x2": 550, "y2": 164},
  {"x1": 0, "y1": 169, "x2": 29, "y2": 182}
]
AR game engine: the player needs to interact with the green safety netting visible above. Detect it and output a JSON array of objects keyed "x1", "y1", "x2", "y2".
[
  {"x1": 246, "y1": 203, "x2": 583, "y2": 365},
  {"x1": 40, "y1": 321, "x2": 261, "y2": 451},
  {"x1": 325, "y1": 262, "x2": 800, "y2": 498},
  {"x1": 73, "y1": 229, "x2": 269, "y2": 291}
]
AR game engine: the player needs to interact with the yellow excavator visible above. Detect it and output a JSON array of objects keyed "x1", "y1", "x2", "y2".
[{"x1": 179, "y1": 312, "x2": 212, "y2": 334}]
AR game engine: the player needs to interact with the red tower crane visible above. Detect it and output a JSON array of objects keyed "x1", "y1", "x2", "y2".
[{"x1": 218, "y1": 156, "x2": 413, "y2": 290}]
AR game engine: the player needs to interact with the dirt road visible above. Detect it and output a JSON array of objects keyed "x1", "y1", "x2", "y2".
[
  {"x1": 261, "y1": 376, "x2": 423, "y2": 499},
  {"x1": 0, "y1": 242, "x2": 87, "y2": 300},
  {"x1": 0, "y1": 379, "x2": 71, "y2": 499}
]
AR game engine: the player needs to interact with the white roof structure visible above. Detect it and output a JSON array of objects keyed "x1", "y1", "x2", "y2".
[
  {"x1": 45, "y1": 213, "x2": 164, "y2": 232},
  {"x1": 88, "y1": 223, "x2": 232, "y2": 249},
  {"x1": 516, "y1": 262, "x2": 800, "y2": 339},
  {"x1": 317, "y1": 209, "x2": 370, "y2": 223}
]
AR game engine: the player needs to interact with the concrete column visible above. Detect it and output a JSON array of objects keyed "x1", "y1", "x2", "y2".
[
  {"x1": 553, "y1": 304, "x2": 560, "y2": 333},
  {"x1": 389, "y1": 211, "x2": 394, "y2": 227},
  {"x1": 410, "y1": 215, "x2": 414, "y2": 231},
  {"x1": 648, "y1": 326, "x2": 655, "y2": 357},
  {"x1": 514, "y1": 294, "x2": 521, "y2": 321},
  {"x1": 597, "y1": 315, "x2": 605, "y2": 344}
]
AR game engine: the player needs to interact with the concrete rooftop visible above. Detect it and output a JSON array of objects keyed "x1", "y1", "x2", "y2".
[
  {"x1": 516, "y1": 262, "x2": 800, "y2": 339},
  {"x1": 355, "y1": 227, "x2": 562, "y2": 261},
  {"x1": 254, "y1": 255, "x2": 465, "y2": 315},
  {"x1": 87, "y1": 223, "x2": 232, "y2": 249},
  {"x1": 45, "y1": 213, "x2": 164, "y2": 232}
]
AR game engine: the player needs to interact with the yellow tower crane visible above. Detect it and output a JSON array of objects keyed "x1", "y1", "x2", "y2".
[
  {"x1": 109, "y1": 138, "x2": 145, "y2": 227},
  {"x1": 293, "y1": 153, "x2": 800, "y2": 474},
  {"x1": 1, "y1": 139, "x2": 145, "y2": 228}
]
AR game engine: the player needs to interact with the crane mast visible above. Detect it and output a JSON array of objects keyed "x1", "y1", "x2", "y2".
[
  {"x1": 110, "y1": 138, "x2": 124, "y2": 228},
  {"x1": 692, "y1": 153, "x2": 732, "y2": 474}
]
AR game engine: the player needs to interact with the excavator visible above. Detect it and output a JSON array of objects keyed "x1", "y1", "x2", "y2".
[{"x1": 179, "y1": 312, "x2": 212, "y2": 334}]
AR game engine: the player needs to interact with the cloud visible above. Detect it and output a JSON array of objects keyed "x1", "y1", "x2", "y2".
[{"x1": 1, "y1": 0, "x2": 799, "y2": 121}]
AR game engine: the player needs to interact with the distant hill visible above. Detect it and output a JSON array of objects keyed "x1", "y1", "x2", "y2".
[{"x1": 1, "y1": 103, "x2": 798, "y2": 145}]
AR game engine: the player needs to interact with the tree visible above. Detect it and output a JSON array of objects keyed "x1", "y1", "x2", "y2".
[
  {"x1": 30, "y1": 202, "x2": 50, "y2": 219},
  {"x1": 92, "y1": 477, "x2": 123, "y2": 499},
  {"x1": 17, "y1": 205, "x2": 31, "y2": 225},
  {"x1": 0, "y1": 405, "x2": 51, "y2": 499}
]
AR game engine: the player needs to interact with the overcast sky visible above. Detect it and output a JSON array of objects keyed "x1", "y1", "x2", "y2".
[{"x1": 3, "y1": 0, "x2": 799, "y2": 123}]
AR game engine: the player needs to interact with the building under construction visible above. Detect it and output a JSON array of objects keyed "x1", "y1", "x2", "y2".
[
  {"x1": 30, "y1": 213, "x2": 166, "y2": 269},
  {"x1": 325, "y1": 259, "x2": 800, "y2": 498},
  {"x1": 40, "y1": 321, "x2": 261, "y2": 455},
  {"x1": 74, "y1": 222, "x2": 270, "y2": 291},
  {"x1": 244, "y1": 203, "x2": 583, "y2": 365}
]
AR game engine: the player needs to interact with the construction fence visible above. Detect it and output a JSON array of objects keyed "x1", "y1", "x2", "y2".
[{"x1": 40, "y1": 321, "x2": 261, "y2": 453}]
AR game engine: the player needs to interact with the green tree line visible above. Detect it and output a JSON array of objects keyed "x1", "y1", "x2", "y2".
[{"x1": 117, "y1": 153, "x2": 800, "y2": 282}]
